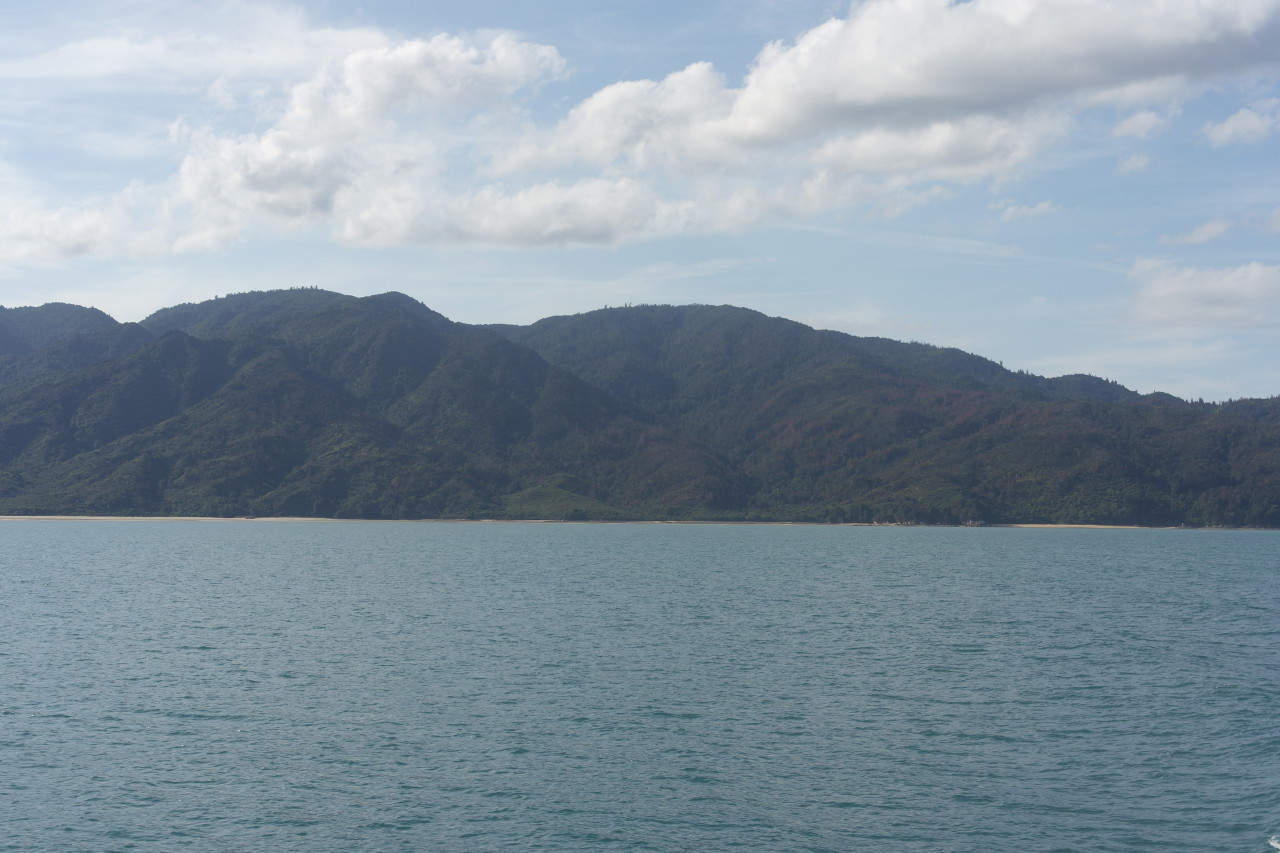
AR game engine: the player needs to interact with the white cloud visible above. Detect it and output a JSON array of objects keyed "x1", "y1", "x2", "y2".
[
  {"x1": 4, "y1": 0, "x2": 1280, "y2": 260},
  {"x1": 1128, "y1": 258, "x2": 1280, "y2": 327},
  {"x1": 1160, "y1": 219, "x2": 1232, "y2": 245},
  {"x1": 431, "y1": 178, "x2": 691, "y2": 247},
  {"x1": 169, "y1": 32, "x2": 567, "y2": 243},
  {"x1": 494, "y1": 62, "x2": 737, "y2": 175},
  {"x1": 719, "y1": 0, "x2": 1280, "y2": 141},
  {"x1": 1203, "y1": 98, "x2": 1280, "y2": 146},
  {"x1": 0, "y1": 28, "x2": 572, "y2": 258},
  {"x1": 447, "y1": 0, "x2": 1280, "y2": 246},
  {"x1": 1000, "y1": 200, "x2": 1059, "y2": 221},
  {"x1": 1113, "y1": 110, "x2": 1168, "y2": 138},
  {"x1": 1116, "y1": 154, "x2": 1150, "y2": 174},
  {"x1": 812, "y1": 112, "x2": 1070, "y2": 181},
  {"x1": 506, "y1": 0, "x2": 1280, "y2": 175},
  {"x1": 0, "y1": 160, "x2": 168, "y2": 260},
  {"x1": 0, "y1": 4, "x2": 388, "y2": 87}
]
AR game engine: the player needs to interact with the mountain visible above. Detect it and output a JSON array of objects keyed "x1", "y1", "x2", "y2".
[
  {"x1": 0, "y1": 291, "x2": 741, "y2": 519},
  {"x1": 0, "y1": 303, "x2": 119, "y2": 355},
  {"x1": 492, "y1": 304, "x2": 1280, "y2": 526},
  {"x1": 0, "y1": 290, "x2": 1276, "y2": 525}
]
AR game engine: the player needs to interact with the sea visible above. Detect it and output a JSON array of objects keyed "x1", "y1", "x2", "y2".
[{"x1": 2, "y1": 520, "x2": 1277, "y2": 852}]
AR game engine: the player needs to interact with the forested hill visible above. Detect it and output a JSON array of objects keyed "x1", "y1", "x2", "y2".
[
  {"x1": 0, "y1": 289, "x2": 1277, "y2": 526},
  {"x1": 493, "y1": 305, "x2": 1280, "y2": 525}
]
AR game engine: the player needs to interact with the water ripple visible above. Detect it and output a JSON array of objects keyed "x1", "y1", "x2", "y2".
[{"x1": 1, "y1": 521, "x2": 1277, "y2": 852}]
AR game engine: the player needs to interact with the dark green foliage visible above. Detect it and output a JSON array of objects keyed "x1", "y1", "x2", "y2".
[
  {"x1": 0, "y1": 303, "x2": 119, "y2": 355},
  {"x1": 0, "y1": 291, "x2": 733, "y2": 520},
  {"x1": 0, "y1": 323, "x2": 155, "y2": 386},
  {"x1": 496, "y1": 303, "x2": 1280, "y2": 527},
  {"x1": 0, "y1": 291, "x2": 1276, "y2": 525}
]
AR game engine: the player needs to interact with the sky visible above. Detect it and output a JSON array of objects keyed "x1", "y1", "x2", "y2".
[{"x1": 1, "y1": 0, "x2": 1279, "y2": 401}]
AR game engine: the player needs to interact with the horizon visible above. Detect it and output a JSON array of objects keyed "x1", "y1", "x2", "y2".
[{"x1": 1, "y1": 1, "x2": 1278, "y2": 400}]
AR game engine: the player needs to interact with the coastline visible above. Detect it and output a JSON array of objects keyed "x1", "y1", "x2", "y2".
[
  {"x1": 0, "y1": 515, "x2": 368, "y2": 522},
  {"x1": 0, "y1": 515, "x2": 1262, "y2": 530},
  {"x1": 993, "y1": 523, "x2": 1149, "y2": 530}
]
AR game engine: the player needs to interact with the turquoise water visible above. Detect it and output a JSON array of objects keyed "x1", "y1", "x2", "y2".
[{"x1": 2, "y1": 521, "x2": 1277, "y2": 852}]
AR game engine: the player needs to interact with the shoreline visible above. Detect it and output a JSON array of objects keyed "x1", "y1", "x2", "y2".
[{"x1": 0, "y1": 515, "x2": 1267, "y2": 530}]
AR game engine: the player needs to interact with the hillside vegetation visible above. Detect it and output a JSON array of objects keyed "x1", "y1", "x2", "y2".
[{"x1": 0, "y1": 290, "x2": 1276, "y2": 525}]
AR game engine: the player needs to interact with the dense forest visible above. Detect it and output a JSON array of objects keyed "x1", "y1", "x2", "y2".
[{"x1": 0, "y1": 290, "x2": 1277, "y2": 526}]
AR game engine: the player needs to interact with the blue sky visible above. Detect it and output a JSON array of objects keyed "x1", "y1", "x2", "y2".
[{"x1": 1, "y1": 0, "x2": 1278, "y2": 400}]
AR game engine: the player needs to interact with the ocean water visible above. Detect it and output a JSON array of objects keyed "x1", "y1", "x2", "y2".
[{"x1": 1, "y1": 520, "x2": 1277, "y2": 852}]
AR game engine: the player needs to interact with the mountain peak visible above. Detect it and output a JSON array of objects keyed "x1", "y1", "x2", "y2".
[{"x1": 0, "y1": 302, "x2": 119, "y2": 355}]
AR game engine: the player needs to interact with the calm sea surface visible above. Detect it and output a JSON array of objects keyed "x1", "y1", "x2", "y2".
[{"x1": 2, "y1": 521, "x2": 1277, "y2": 852}]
